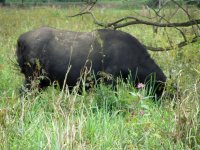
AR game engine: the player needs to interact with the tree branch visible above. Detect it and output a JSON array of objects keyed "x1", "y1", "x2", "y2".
[
  {"x1": 81, "y1": 0, "x2": 97, "y2": 12},
  {"x1": 111, "y1": 18, "x2": 200, "y2": 29},
  {"x1": 67, "y1": 11, "x2": 200, "y2": 51},
  {"x1": 151, "y1": 6, "x2": 187, "y2": 43},
  {"x1": 67, "y1": 11, "x2": 107, "y2": 27},
  {"x1": 171, "y1": 0, "x2": 200, "y2": 36},
  {"x1": 144, "y1": 36, "x2": 199, "y2": 51},
  {"x1": 67, "y1": 0, "x2": 200, "y2": 52},
  {"x1": 68, "y1": 11, "x2": 200, "y2": 29}
]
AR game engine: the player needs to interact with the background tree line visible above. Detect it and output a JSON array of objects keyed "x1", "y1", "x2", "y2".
[
  {"x1": 148, "y1": 0, "x2": 200, "y2": 8},
  {"x1": 0, "y1": 0, "x2": 200, "y2": 8}
]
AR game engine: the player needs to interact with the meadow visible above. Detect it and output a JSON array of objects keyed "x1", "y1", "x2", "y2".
[{"x1": 0, "y1": 5, "x2": 199, "y2": 149}]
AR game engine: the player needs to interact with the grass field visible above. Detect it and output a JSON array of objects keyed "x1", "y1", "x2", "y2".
[{"x1": 0, "y1": 5, "x2": 200, "y2": 149}]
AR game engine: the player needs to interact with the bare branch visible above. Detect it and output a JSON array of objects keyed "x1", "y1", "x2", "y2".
[
  {"x1": 112, "y1": 17, "x2": 200, "y2": 29},
  {"x1": 67, "y1": 10, "x2": 200, "y2": 29},
  {"x1": 67, "y1": 0, "x2": 200, "y2": 52},
  {"x1": 85, "y1": 0, "x2": 97, "y2": 11},
  {"x1": 151, "y1": 7, "x2": 187, "y2": 42},
  {"x1": 67, "y1": 10, "x2": 200, "y2": 51},
  {"x1": 152, "y1": 0, "x2": 170, "y2": 15},
  {"x1": 171, "y1": 0, "x2": 200, "y2": 36},
  {"x1": 144, "y1": 36, "x2": 199, "y2": 51},
  {"x1": 75, "y1": 0, "x2": 97, "y2": 15},
  {"x1": 67, "y1": 11, "x2": 106, "y2": 27}
]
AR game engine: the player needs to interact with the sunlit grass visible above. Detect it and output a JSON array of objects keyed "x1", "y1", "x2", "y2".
[{"x1": 0, "y1": 6, "x2": 199, "y2": 149}]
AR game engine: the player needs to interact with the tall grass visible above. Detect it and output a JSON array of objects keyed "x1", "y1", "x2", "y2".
[{"x1": 0, "y1": 6, "x2": 199, "y2": 149}]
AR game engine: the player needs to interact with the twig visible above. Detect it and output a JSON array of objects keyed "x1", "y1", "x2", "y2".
[
  {"x1": 67, "y1": 11, "x2": 107, "y2": 27},
  {"x1": 78, "y1": 0, "x2": 97, "y2": 13},
  {"x1": 68, "y1": 11, "x2": 200, "y2": 29},
  {"x1": 112, "y1": 17, "x2": 200, "y2": 29},
  {"x1": 144, "y1": 36, "x2": 198, "y2": 51},
  {"x1": 171, "y1": 0, "x2": 200, "y2": 36},
  {"x1": 151, "y1": 7, "x2": 187, "y2": 43}
]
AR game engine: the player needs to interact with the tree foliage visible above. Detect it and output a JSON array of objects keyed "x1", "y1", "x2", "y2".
[
  {"x1": 0, "y1": 0, "x2": 6, "y2": 5},
  {"x1": 147, "y1": 0, "x2": 200, "y2": 8},
  {"x1": 185, "y1": 0, "x2": 200, "y2": 7}
]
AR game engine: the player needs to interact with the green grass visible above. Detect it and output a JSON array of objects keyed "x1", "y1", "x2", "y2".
[{"x1": 0, "y1": 6, "x2": 200, "y2": 149}]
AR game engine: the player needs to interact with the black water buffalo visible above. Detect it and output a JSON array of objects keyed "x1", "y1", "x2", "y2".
[{"x1": 16, "y1": 27, "x2": 166, "y2": 98}]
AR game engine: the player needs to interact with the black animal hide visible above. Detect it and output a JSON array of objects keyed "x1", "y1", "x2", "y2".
[{"x1": 16, "y1": 27, "x2": 166, "y2": 98}]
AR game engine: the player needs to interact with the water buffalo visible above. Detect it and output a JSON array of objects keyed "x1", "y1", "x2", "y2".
[{"x1": 16, "y1": 27, "x2": 166, "y2": 98}]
